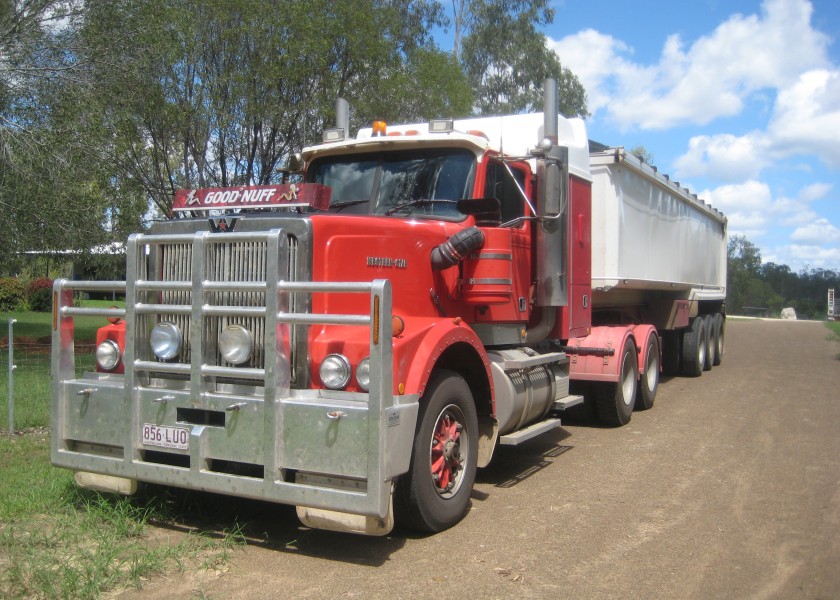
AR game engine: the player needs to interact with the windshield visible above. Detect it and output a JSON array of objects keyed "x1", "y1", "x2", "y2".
[{"x1": 306, "y1": 149, "x2": 476, "y2": 217}]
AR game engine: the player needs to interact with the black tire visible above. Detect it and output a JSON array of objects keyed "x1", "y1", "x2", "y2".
[
  {"x1": 712, "y1": 313, "x2": 725, "y2": 366},
  {"x1": 661, "y1": 330, "x2": 680, "y2": 376},
  {"x1": 593, "y1": 337, "x2": 638, "y2": 426},
  {"x1": 681, "y1": 317, "x2": 707, "y2": 377},
  {"x1": 635, "y1": 332, "x2": 659, "y2": 411},
  {"x1": 703, "y1": 314, "x2": 715, "y2": 371},
  {"x1": 395, "y1": 369, "x2": 478, "y2": 532}
]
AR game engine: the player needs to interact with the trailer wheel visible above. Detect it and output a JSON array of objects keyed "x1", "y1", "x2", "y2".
[
  {"x1": 593, "y1": 337, "x2": 638, "y2": 426},
  {"x1": 636, "y1": 332, "x2": 659, "y2": 411},
  {"x1": 681, "y1": 317, "x2": 707, "y2": 377},
  {"x1": 712, "y1": 313, "x2": 725, "y2": 366},
  {"x1": 661, "y1": 330, "x2": 680, "y2": 376},
  {"x1": 395, "y1": 369, "x2": 478, "y2": 532},
  {"x1": 703, "y1": 314, "x2": 715, "y2": 371}
]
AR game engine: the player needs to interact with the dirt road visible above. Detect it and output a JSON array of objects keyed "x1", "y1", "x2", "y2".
[{"x1": 117, "y1": 319, "x2": 840, "y2": 599}]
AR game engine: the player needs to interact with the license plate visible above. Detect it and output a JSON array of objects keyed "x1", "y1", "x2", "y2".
[{"x1": 142, "y1": 423, "x2": 189, "y2": 450}]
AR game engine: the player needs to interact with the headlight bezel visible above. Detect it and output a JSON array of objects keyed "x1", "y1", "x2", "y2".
[
  {"x1": 150, "y1": 321, "x2": 183, "y2": 361},
  {"x1": 96, "y1": 339, "x2": 121, "y2": 371},
  {"x1": 319, "y1": 353, "x2": 352, "y2": 390},
  {"x1": 218, "y1": 324, "x2": 253, "y2": 365},
  {"x1": 355, "y1": 356, "x2": 371, "y2": 392}
]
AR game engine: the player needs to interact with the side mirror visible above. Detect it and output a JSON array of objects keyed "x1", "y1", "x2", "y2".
[{"x1": 457, "y1": 198, "x2": 501, "y2": 227}]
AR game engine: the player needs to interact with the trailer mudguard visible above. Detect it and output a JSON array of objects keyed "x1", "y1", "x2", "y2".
[{"x1": 568, "y1": 325, "x2": 643, "y2": 383}]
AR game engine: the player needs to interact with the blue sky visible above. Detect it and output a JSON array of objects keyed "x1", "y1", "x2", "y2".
[{"x1": 536, "y1": 0, "x2": 840, "y2": 272}]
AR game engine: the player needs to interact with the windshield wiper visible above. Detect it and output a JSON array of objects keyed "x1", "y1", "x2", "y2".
[
  {"x1": 330, "y1": 199, "x2": 370, "y2": 212},
  {"x1": 384, "y1": 198, "x2": 455, "y2": 216}
]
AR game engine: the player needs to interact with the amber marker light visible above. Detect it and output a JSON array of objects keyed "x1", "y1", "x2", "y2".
[
  {"x1": 372, "y1": 120, "x2": 387, "y2": 137},
  {"x1": 392, "y1": 315, "x2": 405, "y2": 337},
  {"x1": 373, "y1": 295, "x2": 380, "y2": 344},
  {"x1": 107, "y1": 306, "x2": 123, "y2": 325}
]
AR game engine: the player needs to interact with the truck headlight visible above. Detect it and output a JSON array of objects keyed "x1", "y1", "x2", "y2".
[
  {"x1": 96, "y1": 339, "x2": 121, "y2": 371},
  {"x1": 219, "y1": 324, "x2": 253, "y2": 365},
  {"x1": 356, "y1": 357, "x2": 371, "y2": 391},
  {"x1": 150, "y1": 321, "x2": 182, "y2": 361},
  {"x1": 320, "y1": 354, "x2": 351, "y2": 390}
]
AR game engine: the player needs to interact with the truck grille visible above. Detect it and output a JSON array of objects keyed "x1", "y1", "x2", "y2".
[{"x1": 149, "y1": 234, "x2": 301, "y2": 383}]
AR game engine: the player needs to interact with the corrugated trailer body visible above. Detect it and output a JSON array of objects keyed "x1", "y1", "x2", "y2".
[{"x1": 589, "y1": 148, "x2": 727, "y2": 298}]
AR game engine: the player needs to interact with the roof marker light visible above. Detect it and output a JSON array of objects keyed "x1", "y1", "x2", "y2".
[
  {"x1": 429, "y1": 119, "x2": 454, "y2": 133},
  {"x1": 372, "y1": 121, "x2": 387, "y2": 137},
  {"x1": 322, "y1": 128, "x2": 345, "y2": 143}
]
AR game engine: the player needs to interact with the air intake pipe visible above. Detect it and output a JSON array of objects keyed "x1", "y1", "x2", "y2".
[{"x1": 431, "y1": 227, "x2": 484, "y2": 270}]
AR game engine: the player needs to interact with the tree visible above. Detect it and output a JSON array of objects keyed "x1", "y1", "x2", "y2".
[
  {"x1": 628, "y1": 145, "x2": 654, "y2": 165},
  {"x1": 457, "y1": 0, "x2": 588, "y2": 116},
  {"x1": 82, "y1": 0, "x2": 473, "y2": 215},
  {"x1": 727, "y1": 235, "x2": 765, "y2": 313},
  {"x1": 0, "y1": 0, "x2": 146, "y2": 273}
]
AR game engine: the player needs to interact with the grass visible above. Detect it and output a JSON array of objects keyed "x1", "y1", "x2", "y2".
[
  {"x1": 2, "y1": 298, "x2": 125, "y2": 342},
  {"x1": 826, "y1": 321, "x2": 840, "y2": 360},
  {"x1": 0, "y1": 433, "x2": 245, "y2": 599},
  {"x1": 1, "y1": 304, "x2": 245, "y2": 598}
]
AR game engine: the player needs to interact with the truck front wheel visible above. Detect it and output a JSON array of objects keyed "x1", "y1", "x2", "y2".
[{"x1": 395, "y1": 370, "x2": 478, "y2": 532}]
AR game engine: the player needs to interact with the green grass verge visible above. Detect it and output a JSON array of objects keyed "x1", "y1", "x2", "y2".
[
  {"x1": 2, "y1": 299, "x2": 125, "y2": 342},
  {"x1": 1, "y1": 303, "x2": 113, "y2": 430},
  {"x1": 0, "y1": 433, "x2": 244, "y2": 599},
  {"x1": 826, "y1": 320, "x2": 840, "y2": 340},
  {"x1": 1, "y1": 304, "x2": 247, "y2": 597}
]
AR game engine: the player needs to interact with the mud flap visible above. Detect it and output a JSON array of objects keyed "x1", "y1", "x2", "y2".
[
  {"x1": 74, "y1": 471, "x2": 138, "y2": 495},
  {"x1": 296, "y1": 488, "x2": 394, "y2": 536}
]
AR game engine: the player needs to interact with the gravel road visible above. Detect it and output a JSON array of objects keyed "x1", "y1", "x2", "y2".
[{"x1": 117, "y1": 319, "x2": 840, "y2": 599}]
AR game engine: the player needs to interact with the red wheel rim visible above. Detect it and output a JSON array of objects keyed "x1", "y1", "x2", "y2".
[{"x1": 429, "y1": 405, "x2": 467, "y2": 498}]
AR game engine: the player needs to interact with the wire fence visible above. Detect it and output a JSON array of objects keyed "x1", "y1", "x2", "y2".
[{"x1": 1, "y1": 331, "x2": 96, "y2": 433}]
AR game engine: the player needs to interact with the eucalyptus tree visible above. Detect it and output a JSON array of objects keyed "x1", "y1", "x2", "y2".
[
  {"x1": 83, "y1": 0, "x2": 472, "y2": 215},
  {"x1": 456, "y1": 0, "x2": 588, "y2": 117}
]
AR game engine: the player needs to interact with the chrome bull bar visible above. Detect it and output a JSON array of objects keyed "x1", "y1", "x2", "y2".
[{"x1": 51, "y1": 228, "x2": 417, "y2": 523}]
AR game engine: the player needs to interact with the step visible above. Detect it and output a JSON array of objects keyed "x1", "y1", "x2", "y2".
[
  {"x1": 499, "y1": 417, "x2": 562, "y2": 446},
  {"x1": 502, "y1": 352, "x2": 568, "y2": 370},
  {"x1": 553, "y1": 394, "x2": 584, "y2": 411}
]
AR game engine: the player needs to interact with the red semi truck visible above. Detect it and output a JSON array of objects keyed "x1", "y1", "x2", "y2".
[{"x1": 51, "y1": 80, "x2": 727, "y2": 535}]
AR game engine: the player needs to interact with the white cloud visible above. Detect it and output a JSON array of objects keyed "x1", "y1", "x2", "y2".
[
  {"x1": 549, "y1": 0, "x2": 831, "y2": 130},
  {"x1": 674, "y1": 133, "x2": 769, "y2": 181},
  {"x1": 701, "y1": 180, "x2": 772, "y2": 212},
  {"x1": 790, "y1": 218, "x2": 840, "y2": 244},
  {"x1": 672, "y1": 69, "x2": 840, "y2": 181},
  {"x1": 768, "y1": 244, "x2": 840, "y2": 270},
  {"x1": 766, "y1": 69, "x2": 840, "y2": 168}
]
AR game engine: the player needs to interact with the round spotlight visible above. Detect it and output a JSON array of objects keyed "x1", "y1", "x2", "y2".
[
  {"x1": 96, "y1": 339, "x2": 121, "y2": 371},
  {"x1": 150, "y1": 321, "x2": 182, "y2": 361},
  {"x1": 320, "y1": 354, "x2": 351, "y2": 390},
  {"x1": 355, "y1": 357, "x2": 371, "y2": 392},
  {"x1": 219, "y1": 324, "x2": 253, "y2": 365}
]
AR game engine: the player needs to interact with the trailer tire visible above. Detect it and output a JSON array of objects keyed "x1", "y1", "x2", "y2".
[
  {"x1": 703, "y1": 314, "x2": 715, "y2": 371},
  {"x1": 636, "y1": 332, "x2": 659, "y2": 411},
  {"x1": 681, "y1": 317, "x2": 707, "y2": 377},
  {"x1": 712, "y1": 313, "x2": 725, "y2": 366},
  {"x1": 395, "y1": 369, "x2": 478, "y2": 533},
  {"x1": 593, "y1": 337, "x2": 638, "y2": 426},
  {"x1": 661, "y1": 330, "x2": 680, "y2": 376}
]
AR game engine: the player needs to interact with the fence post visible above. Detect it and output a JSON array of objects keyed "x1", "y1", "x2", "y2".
[{"x1": 7, "y1": 318, "x2": 15, "y2": 434}]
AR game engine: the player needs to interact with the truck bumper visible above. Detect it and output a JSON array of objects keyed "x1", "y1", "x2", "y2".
[{"x1": 53, "y1": 373, "x2": 419, "y2": 523}]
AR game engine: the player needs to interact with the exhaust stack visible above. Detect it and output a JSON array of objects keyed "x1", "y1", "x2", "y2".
[
  {"x1": 534, "y1": 78, "x2": 569, "y2": 309},
  {"x1": 336, "y1": 98, "x2": 350, "y2": 139}
]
